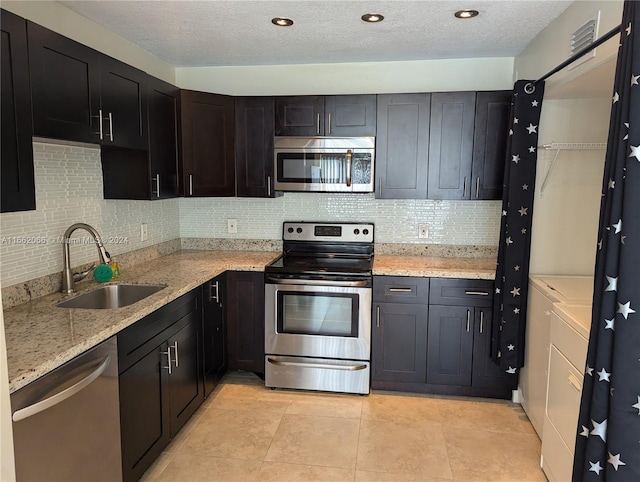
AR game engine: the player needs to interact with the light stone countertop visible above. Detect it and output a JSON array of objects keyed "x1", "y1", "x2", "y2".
[
  {"x1": 4, "y1": 250, "x2": 280, "y2": 394},
  {"x1": 5, "y1": 250, "x2": 495, "y2": 394},
  {"x1": 373, "y1": 255, "x2": 496, "y2": 279}
]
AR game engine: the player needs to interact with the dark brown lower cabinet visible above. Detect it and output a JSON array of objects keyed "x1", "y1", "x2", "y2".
[
  {"x1": 226, "y1": 271, "x2": 265, "y2": 373},
  {"x1": 202, "y1": 274, "x2": 227, "y2": 397},
  {"x1": 118, "y1": 289, "x2": 203, "y2": 482}
]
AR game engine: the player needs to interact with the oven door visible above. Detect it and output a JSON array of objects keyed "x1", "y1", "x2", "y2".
[{"x1": 265, "y1": 279, "x2": 371, "y2": 361}]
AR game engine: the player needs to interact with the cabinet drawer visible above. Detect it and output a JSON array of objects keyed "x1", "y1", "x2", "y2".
[
  {"x1": 429, "y1": 278, "x2": 493, "y2": 307},
  {"x1": 373, "y1": 276, "x2": 429, "y2": 304}
]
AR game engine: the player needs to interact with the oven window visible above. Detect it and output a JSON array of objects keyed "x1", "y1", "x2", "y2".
[{"x1": 277, "y1": 291, "x2": 359, "y2": 337}]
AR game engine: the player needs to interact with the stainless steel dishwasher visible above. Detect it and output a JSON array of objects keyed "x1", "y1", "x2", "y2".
[{"x1": 10, "y1": 336, "x2": 122, "y2": 481}]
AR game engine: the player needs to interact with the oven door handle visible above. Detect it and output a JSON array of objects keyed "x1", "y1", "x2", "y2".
[
  {"x1": 267, "y1": 357, "x2": 368, "y2": 371},
  {"x1": 266, "y1": 276, "x2": 369, "y2": 287}
]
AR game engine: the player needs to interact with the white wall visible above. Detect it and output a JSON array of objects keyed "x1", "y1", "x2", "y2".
[
  {"x1": 1, "y1": 1, "x2": 175, "y2": 83},
  {"x1": 176, "y1": 57, "x2": 514, "y2": 95}
]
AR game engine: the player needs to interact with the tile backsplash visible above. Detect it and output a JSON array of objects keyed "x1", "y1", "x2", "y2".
[{"x1": 1, "y1": 142, "x2": 500, "y2": 288}]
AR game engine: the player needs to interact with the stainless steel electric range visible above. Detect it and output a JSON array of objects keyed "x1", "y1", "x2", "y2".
[{"x1": 264, "y1": 222, "x2": 374, "y2": 395}]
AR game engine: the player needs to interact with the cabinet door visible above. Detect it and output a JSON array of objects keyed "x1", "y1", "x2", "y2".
[
  {"x1": 119, "y1": 345, "x2": 170, "y2": 482},
  {"x1": 325, "y1": 95, "x2": 376, "y2": 137},
  {"x1": 471, "y1": 308, "x2": 515, "y2": 389},
  {"x1": 471, "y1": 91, "x2": 511, "y2": 200},
  {"x1": 428, "y1": 92, "x2": 476, "y2": 199},
  {"x1": 167, "y1": 311, "x2": 204, "y2": 436},
  {"x1": 375, "y1": 94, "x2": 430, "y2": 199},
  {"x1": 1, "y1": 10, "x2": 35, "y2": 213},
  {"x1": 148, "y1": 77, "x2": 180, "y2": 199},
  {"x1": 372, "y1": 303, "x2": 428, "y2": 383},
  {"x1": 275, "y1": 96, "x2": 324, "y2": 136},
  {"x1": 27, "y1": 21, "x2": 101, "y2": 144},
  {"x1": 100, "y1": 55, "x2": 148, "y2": 149},
  {"x1": 203, "y1": 276, "x2": 226, "y2": 397},
  {"x1": 180, "y1": 90, "x2": 235, "y2": 196},
  {"x1": 426, "y1": 305, "x2": 473, "y2": 386},
  {"x1": 235, "y1": 97, "x2": 276, "y2": 197},
  {"x1": 226, "y1": 271, "x2": 265, "y2": 373}
]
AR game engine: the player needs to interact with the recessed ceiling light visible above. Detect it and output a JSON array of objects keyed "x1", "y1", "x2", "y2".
[
  {"x1": 361, "y1": 13, "x2": 384, "y2": 23},
  {"x1": 454, "y1": 9, "x2": 479, "y2": 19},
  {"x1": 271, "y1": 17, "x2": 294, "y2": 27}
]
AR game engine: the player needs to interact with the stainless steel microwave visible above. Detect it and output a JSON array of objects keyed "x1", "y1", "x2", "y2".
[{"x1": 273, "y1": 137, "x2": 375, "y2": 193}]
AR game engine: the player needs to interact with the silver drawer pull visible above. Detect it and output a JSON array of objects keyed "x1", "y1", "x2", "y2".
[
  {"x1": 389, "y1": 288, "x2": 413, "y2": 292},
  {"x1": 267, "y1": 357, "x2": 367, "y2": 371},
  {"x1": 465, "y1": 291, "x2": 489, "y2": 296},
  {"x1": 466, "y1": 310, "x2": 471, "y2": 332}
]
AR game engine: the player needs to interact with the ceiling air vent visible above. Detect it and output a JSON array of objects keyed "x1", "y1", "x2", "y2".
[{"x1": 569, "y1": 11, "x2": 600, "y2": 70}]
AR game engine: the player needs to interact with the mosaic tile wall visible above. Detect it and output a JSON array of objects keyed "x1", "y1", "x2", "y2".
[{"x1": 0, "y1": 142, "x2": 180, "y2": 287}]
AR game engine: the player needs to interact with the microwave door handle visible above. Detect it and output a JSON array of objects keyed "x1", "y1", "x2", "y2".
[{"x1": 346, "y1": 150, "x2": 352, "y2": 187}]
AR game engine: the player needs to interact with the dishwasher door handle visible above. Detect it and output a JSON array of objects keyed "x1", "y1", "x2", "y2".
[{"x1": 12, "y1": 355, "x2": 111, "y2": 422}]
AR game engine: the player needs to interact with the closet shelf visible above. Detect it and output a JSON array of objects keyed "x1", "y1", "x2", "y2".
[{"x1": 538, "y1": 141, "x2": 607, "y2": 194}]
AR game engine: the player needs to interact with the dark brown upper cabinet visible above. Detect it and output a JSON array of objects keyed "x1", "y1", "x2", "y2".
[
  {"x1": 102, "y1": 76, "x2": 179, "y2": 200},
  {"x1": 375, "y1": 94, "x2": 431, "y2": 199},
  {"x1": 235, "y1": 96, "x2": 277, "y2": 197},
  {"x1": 28, "y1": 21, "x2": 147, "y2": 149},
  {"x1": 275, "y1": 95, "x2": 376, "y2": 137},
  {"x1": 179, "y1": 90, "x2": 235, "y2": 197},
  {"x1": 427, "y1": 92, "x2": 476, "y2": 200},
  {"x1": 1, "y1": 10, "x2": 35, "y2": 213},
  {"x1": 472, "y1": 91, "x2": 511, "y2": 200}
]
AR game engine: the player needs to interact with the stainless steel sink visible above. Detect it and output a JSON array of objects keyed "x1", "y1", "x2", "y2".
[{"x1": 57, "y1": 284, "x2": 166, "y2": 309}]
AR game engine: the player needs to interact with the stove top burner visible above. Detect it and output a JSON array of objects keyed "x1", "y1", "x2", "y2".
[{"x1": 266, "y1": 254, "x2": 373, "y2": 277}]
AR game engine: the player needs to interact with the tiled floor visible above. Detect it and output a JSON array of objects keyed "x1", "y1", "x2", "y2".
[{"x1": 141, "y1": 372, "x2": 546, "y2": 482}]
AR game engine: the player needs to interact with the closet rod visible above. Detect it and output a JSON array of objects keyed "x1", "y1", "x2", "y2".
[{"x1": 530, "y1": 23, "x2": 622, "y2": 88}]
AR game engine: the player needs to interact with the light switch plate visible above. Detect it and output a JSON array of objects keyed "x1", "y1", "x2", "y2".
[
  {"x1": 227, "y1": 219, "x2": 238, "y2": 234},
  {"x1": 140, "y1": 223, "x2": 148, "y2": 241}
]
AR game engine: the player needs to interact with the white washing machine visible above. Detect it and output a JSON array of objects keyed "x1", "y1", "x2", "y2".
[
  {"x1": 519, "y1": 275, "x2": 593, "y2": 438},
  {"x1": 542, "y1": 302, "x2": 592, "y2": 482}
]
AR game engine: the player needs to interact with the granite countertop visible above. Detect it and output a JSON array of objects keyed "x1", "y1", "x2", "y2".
[
  {"x1": 4, "y1": 250, "x2": 280, "y2": 394},
  {"x1": 373, "y1": 255, "x2": 496, "y2": 280},
  {"x1": 5, "y1": 249, "x2": 495, "y2": 394}
]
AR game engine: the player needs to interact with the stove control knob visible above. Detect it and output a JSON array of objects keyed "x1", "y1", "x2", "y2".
[
  {"x1": 353, "y1": 229, "x2": 360, "y2": 235},
  {"x1": 363, "y1": 229, "x2": 369, "y2": 235},
  {"x1": 296, "y1": 227, "x2": 303, "y2": 234},
  {"x1": 287, "y1": 227, "x2": 294, "y2": 233}
]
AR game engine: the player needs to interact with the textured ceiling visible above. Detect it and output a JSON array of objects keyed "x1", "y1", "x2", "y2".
[{"x1": 59, "y1": 0, "x2": 573, "y2": 67}]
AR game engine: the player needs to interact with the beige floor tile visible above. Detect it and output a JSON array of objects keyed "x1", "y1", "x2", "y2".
[
  {"x1": 285, "y1": 392, "x2": 363, "y2": 419},
  {"x1": 163, "y1": 408, "x2": 208, "y2": 453},
  {"x1": 213, "y1": 379, "x2": 296, "y2": 403},
  {"x1": 362, "y1": 392, "x2": 442, "y2": 424},
  {"x1": 443, "y1": 427, "x2": 546, "y2": 482},
  {"x1": 177, "y1": 408, "x2": 282, "y2": 459},
  {"x1": 154, "y1": 453, "x2": 262, "y2": 481},
  {"x1": 139, "y1": 451, "x2": 175, "y2": 481},
  {"x1": 357, "y1": 419, "x2": 453, "y2": 479},
  {"x1": 356, "y1": 470, "x2": 453, "y2": 481},
  {"x1": 258, "y1": 461, "x2": 356, "y2": 481},
  {"x1": 265, "y1": 414, "x2": 360, "y2": 469},
  {"x1": 437, "y1": 397, "x2": 536, "y2": 434}
]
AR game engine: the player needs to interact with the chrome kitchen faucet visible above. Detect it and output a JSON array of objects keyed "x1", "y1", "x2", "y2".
[{"x1": 61, "y1": 223, "x2": 111, "y2": 293}]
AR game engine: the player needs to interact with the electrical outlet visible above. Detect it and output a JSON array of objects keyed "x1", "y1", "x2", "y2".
[
  {"x1": 140, "y1": 223, "x2": 148, "y2": 242},
  {"x1": 227, "y1": 219, "x2": 238, "y2": 234},
  {"x1": 418, "y1": 224, "x2": 429, "y2": 239}
]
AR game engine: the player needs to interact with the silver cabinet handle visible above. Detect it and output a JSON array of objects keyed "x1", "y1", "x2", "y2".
[
  {"x1": 267, "y1": 175, "x2": 271, "y2": 197},
  {"x1": 389, "y1": 287, "x2": 413, "y2": 292},
  {"x1": 12, "y1": 356, "x2": 110, "y2": 422},
  {"x1": 171, "y1": 341, "x2": 179, "y2": 368},
  {"x1": 152, "y1": 174, "x2": 160, "y2": 198},
  {"x1": 267, "y1": 357, "x2": 367, "y2": 371},
  {"x1": 108, "y1": 112, "x2": 114, "y2": 141},
  {"x1": 189, "y1": 174, "x2": 193, "y2": 196},
  {"x1": 316, "y1": 113, "x2": 321, "y2": 135},
  {"x1": 346, "y1": 149, "x2": 352, "y2": 187},
  {"x1": 480, "y1": 311, "x2": 484, "y2": 334},
  {"x1": 162, "y1": 345, "x2": 172, "y2": 374},
  {"x1": 376, "y1": 305, "x2": 380, "y2": 328},
  {"x1": 209, "y1": 280, "x2": 220, "y2": 303},
  {"x1": 94, "y1": 109, "x2": 104, "y2": 140},
  {"x1": 463, "y1": 177, "x2": 468, "y2": 197},
  {"x1": 475, "y1": 177, "x2": 480, "y2": 198},
  {"x1": 465, "y1": 291, "x2": 489, "y2": 296},
  {"x1": 378, "y1": 177, "x2": 382, "y2": 196},
  {"x1": 466, "y1": 310, "x2": 471, "y2": 332},
  {"x1": 328, "y1": 113, "x2": 332, "y2": 135}
]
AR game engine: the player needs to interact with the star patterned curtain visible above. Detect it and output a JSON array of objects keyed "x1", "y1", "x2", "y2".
[
  {"x1": 491, "y1": 80, "x2": 545, "y2": 375},
  {"x1": 573, "y1": 1, "x2": 640, "y2": 480}
]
